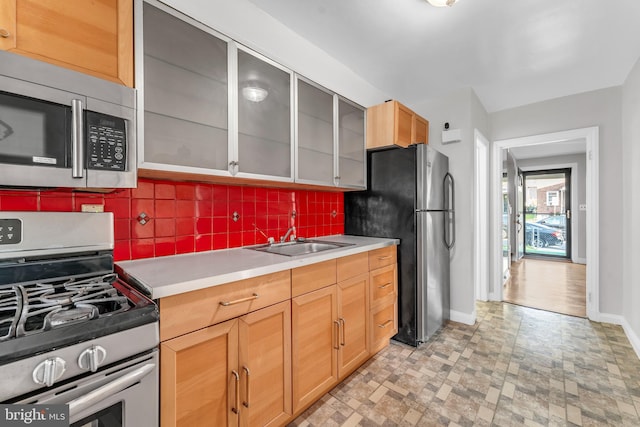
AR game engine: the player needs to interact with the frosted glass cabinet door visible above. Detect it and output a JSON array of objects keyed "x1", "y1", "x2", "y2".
[
  {"x1": 143, "y1": 3, "x2": 229, "y2": 171},
  {"x1": 296, "y1": 79, "x2": 334, "y2": 185},
  {"x1": 338, "y1": 99, "x2": 366, "y2": 189},
  {"x1": 237, "y1": 49, "x2": 292, "y2": 179}
]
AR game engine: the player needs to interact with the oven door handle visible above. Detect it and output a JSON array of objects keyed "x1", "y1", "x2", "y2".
[{"x1": 67, "y1": 363, "x2": 156, "y2": 416}]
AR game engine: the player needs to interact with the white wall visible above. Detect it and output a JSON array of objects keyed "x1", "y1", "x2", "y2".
[
  {"x1": 412, "y1": 88, "x2": 490, "y2": 324},
  {"x1": 622, "y1": 57, "x2": 640, "y2": 353},
  {"x1": 491, "y1": 87, "x2": 623, "y2": 316},
  {"x1": 159, "y1": 0, "x2": 389, "y2": 107}
]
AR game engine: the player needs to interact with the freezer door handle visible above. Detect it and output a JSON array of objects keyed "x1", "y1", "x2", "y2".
[{"x1": 444, "y1": 172, "x2": 455, "y2": 249}]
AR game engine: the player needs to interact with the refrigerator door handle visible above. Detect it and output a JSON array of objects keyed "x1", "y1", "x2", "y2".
[{"x1": 444, "y1": 172, "x2": 455, "y2": 250}]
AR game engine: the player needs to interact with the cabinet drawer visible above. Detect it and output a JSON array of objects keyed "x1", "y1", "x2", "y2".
[
  {"x1": 370, "y1": 297, "x2": 397, "y2": 353},
  {"x1": 337, "y1": 252, "x2": 369, "y2": 283},
  {"x1": 368, "y1": 246, "x2": 397, "y2": 270},
  {"x1": 370, "y1": 264, "x2": 397, "y2": 308},
  {"x1": 159, "y1": 270, "x2": 291, "y2": 341},
  {"x1": 292, "y1": 260, "x2": 337, "y2": 297}
]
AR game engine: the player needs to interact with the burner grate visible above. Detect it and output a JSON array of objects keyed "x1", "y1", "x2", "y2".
[{"x1": 2, "y1": 273, "x2": 130, "y2": 338}]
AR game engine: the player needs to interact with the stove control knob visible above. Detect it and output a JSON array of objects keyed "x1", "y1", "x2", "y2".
[
  {"x1": 78, "y1": 345, "x2": 107, "y2": 373},
  {"x1": 33, "y1": 357, "x2": 67, "y2": 387}
]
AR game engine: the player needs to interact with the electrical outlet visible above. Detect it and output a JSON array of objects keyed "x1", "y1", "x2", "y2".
[
  {"x1": 81, "y1": 204, "x2": 104, "y2": 213},
  {"x1": 579, "y1": 204, "x2": 587, "y2": 211}
]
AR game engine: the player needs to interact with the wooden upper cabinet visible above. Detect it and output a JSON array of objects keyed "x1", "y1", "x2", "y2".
[
  {"x1": 0, "y1": 0, "x2": 134, "y2": 87},
  {"x1": 366, "y1": 100, "x2": 429, "y2": 149}
]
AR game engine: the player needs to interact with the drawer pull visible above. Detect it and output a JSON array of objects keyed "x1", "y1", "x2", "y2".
[
  {"x1": 0, "y1": 28, "x2": 10, "y2": 38},
  {"x1": 378, "y1": 319, "x2": 393, "y2": 328},
  {"x1": 333, "y1": 320, "x2": 340, "y2": 350},
  {"x1": 377, "y1": 255, "x2": 392, "y2": 260},
  {"x1": 219, "y1": 293, "x2": 259, "y2": 306},
  {"x1": 231, "y1": 370, "x2": 240, "y2": 414},
  {"x1": 378, "y1": 282, "x2": 392, "y2": 289},
  {"x1": 339, "y1": 318, "x2": 346, "y2": 346}
]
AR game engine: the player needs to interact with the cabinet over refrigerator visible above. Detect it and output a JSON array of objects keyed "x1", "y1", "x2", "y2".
[{"x1": 345, "y1": 144, "x2": 454, "y2": 346}]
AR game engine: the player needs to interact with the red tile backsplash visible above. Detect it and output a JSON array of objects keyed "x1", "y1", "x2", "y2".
[{"x1": 0, "y1": 179, "x2": 345, "y2": 261}]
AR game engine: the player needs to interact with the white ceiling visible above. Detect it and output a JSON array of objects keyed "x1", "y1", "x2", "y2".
[{"x1": 247, "y1": 0, "x2": 640, "y2": 113}]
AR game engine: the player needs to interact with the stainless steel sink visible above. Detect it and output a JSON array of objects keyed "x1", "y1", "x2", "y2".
[{"x1": 248, "y1": 239, "x2": 353, "y2": 257}]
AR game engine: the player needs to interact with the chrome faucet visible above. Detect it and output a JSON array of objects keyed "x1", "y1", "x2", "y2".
[{"x1": 280, "y1": 226, "x2": 296, "y2": 243}]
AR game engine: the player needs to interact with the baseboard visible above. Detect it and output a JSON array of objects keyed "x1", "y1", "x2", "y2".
[
  {"x1": 450, "y1": 309, "x2": 476, "y2": 326},
  {"x1": 596, "y1": 312, "x2": 623, "y2": 325},
  {"x1": 594, "y1": 312, "x2": 640, "y2": 360},
  {"x1": 573, "y1": 257, "x2": 587, "y2": 264},
  {"x1": 621, "y1": 318, "x2": 640, "y2": 360}
]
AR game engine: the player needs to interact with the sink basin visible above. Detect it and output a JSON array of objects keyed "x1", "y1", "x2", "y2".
[{"x1": 249, "y1": 239, "x2": 353, "y2": 257}]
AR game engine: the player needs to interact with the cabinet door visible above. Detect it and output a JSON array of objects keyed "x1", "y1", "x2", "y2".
[
  {"x1": 142, "y1": 3, "x2": 230, "y2": 172},
  {"x1": 337, "y1": 273, "x2": 369, "y2": 378},
  {"x1": 291, "y1": 285, "x2": 338, "y2": 413},
  {"x1": 238, "y1": 301, "x2": 292, "y2": 427},
  {"x1": 395, "y1": 102, "x2": 413, "y2": 148},
  {"x1": 161, "y1": 319, "x2": 239, "y2": 427},
  {"x1": 0, "y1": 0, "x2": 133, "y2": 86},
  {"x1": 337, "y1": 98, "x2": 366, "y2": 189},
  {"x1": 237, "y1": 47, "x2": 293, "y2": 180},
  {"x1": 296, "y1": 78, "x2": 334, "y2": 186},
  {"x1": 414, "y1": 115, "x2": 429, "y2": 144}
]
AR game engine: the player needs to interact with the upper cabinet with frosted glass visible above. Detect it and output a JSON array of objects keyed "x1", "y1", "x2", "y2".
[
  {"x1": 137, "y1": 0, "x2": 363, "y2": 189},
  {"x1": 236, "y1": 48, "x2": 293, "y2": 180},
  {"x1": 295, "y1": 77, "x2": 366, "y2": 189},
  {"x1": 139, "y1": 1, "x2": 231, "y2": 176}
]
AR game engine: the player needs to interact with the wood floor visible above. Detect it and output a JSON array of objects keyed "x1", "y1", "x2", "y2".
[{"x1": 503, "y1": 258, "x2": 586, "y2": 317}]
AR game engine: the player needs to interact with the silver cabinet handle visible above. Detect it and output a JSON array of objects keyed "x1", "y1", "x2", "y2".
[
  {"x1": 219, "y1": 293, "x2": 259, "y2": 306},
  {"x1": 377, "y1": 255, "x2": 392, "y2": 260},
  {"x1": 339, "y1": 318, "x2": 346, "y2": 346},
  {"x1": 242, "y1": 366, "x2": 250, "y2": 408},
  {"x1": 0, "y1": 28, "x2": 10, "y2": 38},
  {"x1": 378, "y1": 319, "x2": 393, "y2": 328},
  {"x1": 231, "y1": 370, "x2": 240, "y2": 414},
  {"x1": 378, "y1": 282, "x2": 392, "y2": 289},
  {"x1": 68, "y1": 363, "x2": 155, "y2": 415},
  {"x1": 71, "y1": 99, "x2": 84, "y2": 179},
  {"x1": 333, "y1": 320, "x2": 340, "y2": 350}
]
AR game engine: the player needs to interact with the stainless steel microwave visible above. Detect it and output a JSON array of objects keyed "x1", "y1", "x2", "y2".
[{"x1": 0, "y1": 50, "x2": 136, "y2": 189}]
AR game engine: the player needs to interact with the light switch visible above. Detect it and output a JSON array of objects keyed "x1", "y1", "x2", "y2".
[{"x1": 579, "y1": 204, "x2": 587, "y2": 211}]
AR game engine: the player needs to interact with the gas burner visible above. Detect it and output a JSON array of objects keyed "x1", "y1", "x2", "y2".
[{"x1": 0, "y1": 273, "x2": 131, "y2": 339}]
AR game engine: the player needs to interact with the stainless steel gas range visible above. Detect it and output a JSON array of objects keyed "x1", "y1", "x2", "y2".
[{"x1": 0, "y1": 212, "x2": 159, "y2": 426}]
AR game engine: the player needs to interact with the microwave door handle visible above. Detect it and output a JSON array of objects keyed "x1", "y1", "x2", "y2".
[{"x1": 71, "y1": 99, "x2": 84, "y2": 179}]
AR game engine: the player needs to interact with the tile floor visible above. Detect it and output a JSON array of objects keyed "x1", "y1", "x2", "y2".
[{"x1": 288, "y1": 301, "x2": 640, "y2": 426}]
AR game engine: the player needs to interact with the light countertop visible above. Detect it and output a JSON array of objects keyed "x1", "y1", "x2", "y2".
[{"x1": 116, "y1": 235, "x2": 399, "y2": 299}]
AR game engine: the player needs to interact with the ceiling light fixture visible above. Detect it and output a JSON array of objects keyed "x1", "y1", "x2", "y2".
[
  {"x1": 241, "y1": 84, "x2": 269, "y2": 103},
  {"x1": 425, "y1": 0, "x2": 458, "y2": 7}
]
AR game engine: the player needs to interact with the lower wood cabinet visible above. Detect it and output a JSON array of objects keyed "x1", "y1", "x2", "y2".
[
  {"x1": 159, "y1": 246, "x2": 397, "y2": 426},
  {"x1": 291, "y1": 273, "x2": 369, "y2": 414},
  {"x1": 291, "y1": 285, "x2": 338, "y2": 413},
  {"x1": 161, "y1": 301, "x2": 291, "y2": 427}
]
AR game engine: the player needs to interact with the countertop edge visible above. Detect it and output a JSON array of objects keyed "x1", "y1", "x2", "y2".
[{"x1": 117, "y1": 236, "x2": 399, "y2": 299}]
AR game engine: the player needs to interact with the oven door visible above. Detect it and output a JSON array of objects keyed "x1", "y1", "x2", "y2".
[
  {"x1": 0, "y1": 76, "x2": 90, "y2": 188},
  {"x1": 17, "y1": 350, "x2": 158, "y2": 427}
]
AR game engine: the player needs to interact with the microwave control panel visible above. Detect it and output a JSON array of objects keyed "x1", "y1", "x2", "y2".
[{"x1": 86, "y1": 111, "x2": 127, "y2": 171}]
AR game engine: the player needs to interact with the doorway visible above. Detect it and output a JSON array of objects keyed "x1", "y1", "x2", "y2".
[
  {"x1": 491, "y1": 127, "x2": 599, "y2": 320},
  {"x1": 522, "y1": 169, "x2": 571, "y2": 259}
]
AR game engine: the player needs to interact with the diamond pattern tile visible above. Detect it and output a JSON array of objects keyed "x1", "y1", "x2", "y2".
[{"x1": 289, "y1": 302, "x2": 640, "y2": 426}]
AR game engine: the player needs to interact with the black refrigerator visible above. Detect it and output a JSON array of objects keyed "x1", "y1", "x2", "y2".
[{"x1": 345, "y1": 144, "x2": 454, "y2": 346}]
